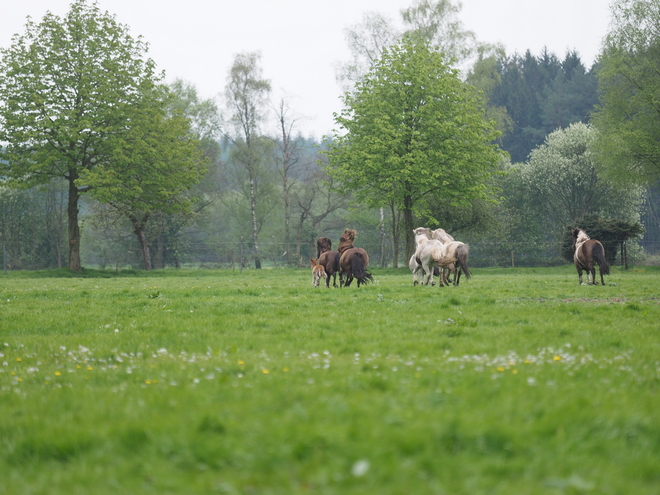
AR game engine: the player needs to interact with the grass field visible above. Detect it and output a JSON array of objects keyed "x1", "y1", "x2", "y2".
[{"x1": 1, "y1": 265, "x2": 659, "y2": 494}]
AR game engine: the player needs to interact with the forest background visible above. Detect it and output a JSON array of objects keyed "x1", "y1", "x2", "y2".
[{"x1": 1, "y1": 0, "x2": 659, "y2": 272}]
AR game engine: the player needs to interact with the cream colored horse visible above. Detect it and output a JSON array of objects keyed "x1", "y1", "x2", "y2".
[
  {"x1": 431, "y1": 228, "x2": 471, "y2": 286},
  {"x1": 412, "y1": 227, "x2": 447, "y2": 286},
  {"x1": 410, "y1": 227, "x2": 431, "y2": 285}
]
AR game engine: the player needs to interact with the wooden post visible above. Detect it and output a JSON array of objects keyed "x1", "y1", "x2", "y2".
[{"x1": 511, "y1": 250, "x2": 515, "y2": 268}]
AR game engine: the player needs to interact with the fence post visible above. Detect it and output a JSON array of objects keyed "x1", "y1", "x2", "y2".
[{"x1": 511, "y1": 250, "x2": 515, "y2": 268}]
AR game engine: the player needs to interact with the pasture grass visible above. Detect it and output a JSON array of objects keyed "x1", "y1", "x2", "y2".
[{"x1": 1, "y1": 265, "x2": 659, "y2": 494}]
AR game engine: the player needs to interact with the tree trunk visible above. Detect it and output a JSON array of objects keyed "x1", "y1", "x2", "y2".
[
  {"x1": 130, "y1": 215, "x2": 152, "y2": 270},
  {"x1": 249, "y1": 177, "x2": 262, "y2": 269},
  {"x1": 67, "y1": 175, "x2": 82, "y2": 272},
  {"x1": 403, "y1": 195, "x2": 415, "y2": 262},
  {"x1": 379, "y1": 207, "x2": 387, "y2": 268}
]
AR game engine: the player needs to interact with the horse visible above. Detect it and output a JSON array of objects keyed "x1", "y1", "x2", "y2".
[
  {"x1": 410, "y1": 227, "x2": 432, "y2": 285},
  {"x1": 412, "y1": 227, "x2": 447, "y2": 286},
  {"x1": 572, "y1": 228, "x2": 610, "y2": 285},
  {"x1": 338, "y1": 228, "x2": 373, "y2": 287},
  {"x1": 316, "y1": 237, "x2": 340, "y2": 288},
  {"x1": 431, "y1": 229, "x2": 471, "y2": 286},
  {"x1": 310, "y1": 258, "x2": 327, "y2": 287}
]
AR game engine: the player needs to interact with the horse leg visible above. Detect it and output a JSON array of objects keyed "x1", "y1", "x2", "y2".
[{"x1": 576, "y1": 265, "x2": 584, "y2": 285}]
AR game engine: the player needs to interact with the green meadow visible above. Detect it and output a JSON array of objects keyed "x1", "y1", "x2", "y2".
[{"x1": 1, "y1": 266, "x2": 659, "y2": 494}]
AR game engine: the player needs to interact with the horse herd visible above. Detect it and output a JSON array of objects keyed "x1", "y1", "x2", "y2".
[{"x1": 310, "y1": 226, "x2": 611, "y2": 288}]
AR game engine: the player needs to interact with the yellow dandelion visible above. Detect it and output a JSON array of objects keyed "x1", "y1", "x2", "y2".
[
  {"x1": 283, "y1": 367, "x2": 289, "y2": 372},
  {"x1": 145, "y1": 380, "x2": 152, "y2": 384},
  {"x1": 54, "y1": 371, "x2": 61, "y2": 376},
  {"x1": 16, "y1": 358, "x2": 21, "y2": 362},
  {"x1": 497, "y1": 366, "x2": 505, "y2": 372},
  {"x1": 238, "y1": 360, "x2": 244, "y2": 366},
  {"x1": 86, "y1": 366, "x2": 93, "y2": 371},
  {"x1": 17, "y1": 377, "x2": 22, "y2": 382},
  {"x1": 553, "y1": 356, "x2": 561, "y2": 361},
  {"x1": 524, "y1": 359, "x2": 531, "y2": 364},
  {"x1": 76, "y1": 365, "x2": 82, "y2": 369},
  {"x1": 512, "y1": 369, "x2": 518, "y2": 374},
  {"x1": 262, "y1": 369, "x2": 269, "y2": 374}
]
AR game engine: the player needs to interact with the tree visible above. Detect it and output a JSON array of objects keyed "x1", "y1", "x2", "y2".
[
  {"x1": 592, "y1": 0, "x2": 660, "y2": 184},
  {"x1": 272, "y1": 98, "x2": 307, "y2": 266},
  {"x1": 518, "y1": 123, "x2": 643, "y2": 236},
  {"x1": 77, "y1": 87, "x2": 207, "y2": 270},
  {"x1": 224, "y1": 52, "x2": 271, "y2": 269},
  {"x1": 325, "y1": 36, "x2": 503, "y2": 263},
  {"x1": 337, "y1": 0, "x2": 489, "y2": 90},
  {"x1": 0, "y1": 0, "x2": 162, "y2": 271}
]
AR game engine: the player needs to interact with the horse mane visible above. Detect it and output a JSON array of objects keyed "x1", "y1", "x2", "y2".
[
  {"x1": 338, "y1": 229, "x2": 357, "y2": 254},
  {"x1": 572, "y1": 228, "x2": 590, "y2": 251},
  {"x1": 432, "y1": 228, "x2": 454, "y2": 244}
]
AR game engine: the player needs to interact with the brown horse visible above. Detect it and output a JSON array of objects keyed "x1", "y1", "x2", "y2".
[
  {"x1": 572, "y1": 228, "x2": 610, "y2": 285},
  {"x1": 338, "y1": 229, "x2": 373, "y2": 287},
  {"x1": 316, "y1": 237, "x2": 340, "y2": 288}
]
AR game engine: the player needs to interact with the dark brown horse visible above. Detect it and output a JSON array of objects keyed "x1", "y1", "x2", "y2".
[
  {"x1": 572, "y1": 228, "x2": 610, "y2": 285},
  {"x1": 316, "y1": 237, "x2": 340, "y2": 288},
  {"x1": 338, "y1": 229, "x2": 373, "y2": 287}
]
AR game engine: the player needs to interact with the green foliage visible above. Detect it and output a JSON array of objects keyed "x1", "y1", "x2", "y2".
[
  {"x1": 0, "y1": 182, "x2": 67, "y2": 269},
  {"x1": 520, "y1": 123, "x2": 644, "y2": 232},
  {"x1": 592, "y1": 0, "x2": 660, "y2": 184},
  {"x1": 478, "y1": 49, "x2": 598, "y2": 163},
  {"x1": 0, "y1": 0, "x2": 164, "y2": 270},
  {"x1": 326, "y1": 36, "x2": 502, "y2": 256},
  {"x1": 1, "y1": 268, "x2": 660, "y2": 493}
]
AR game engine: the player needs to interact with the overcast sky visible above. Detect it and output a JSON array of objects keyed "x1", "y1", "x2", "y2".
[{"x1": 2, "y1": 0, "x2": 613, "y2": 139}]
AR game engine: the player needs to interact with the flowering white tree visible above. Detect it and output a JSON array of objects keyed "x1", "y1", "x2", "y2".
[{"x1": 519, "y1": 123, "x2": 643, "y2": 230}]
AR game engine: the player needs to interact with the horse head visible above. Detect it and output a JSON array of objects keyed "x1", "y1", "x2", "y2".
[
  {"x1": 413, "y1": 227, "x2": 431, "y2": 244},
  {"x1": 572, "y1": 228, "x2": 590, "y2": 252},
  {"x1": 316, "y1": 237, "x2": 332, "y2": 256},
  {"x1": 341, "y1": 229, "x2": 357, "y2": 243}
]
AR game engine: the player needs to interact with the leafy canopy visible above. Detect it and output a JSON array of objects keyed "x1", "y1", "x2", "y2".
[
  {"x1": 0, "y1": 0, "x2": 160, "y2": 187},
  {"x1": 326, "y1": 36, "x2": 502, "y2": 218},
  {"x1": 592, "y1": 0, "x2": 660, "y2": 184}
]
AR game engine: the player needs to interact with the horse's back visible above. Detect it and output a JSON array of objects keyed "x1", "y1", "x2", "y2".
[
  {"x1": 319, "y1": 250, "x2": 340, "y2": 273},
  {"x1": 340, "y1": 247, "x2": 369, "y2": 269}
]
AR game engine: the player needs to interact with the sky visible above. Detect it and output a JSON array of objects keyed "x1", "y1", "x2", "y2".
[{"x1": 1, "y1": 0, "x2": 613, "y2": 139}]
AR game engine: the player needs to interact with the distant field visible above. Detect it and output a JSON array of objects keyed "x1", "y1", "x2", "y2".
[{"x1": 1, "y1": 266, "x2": 659, "y2": 494}]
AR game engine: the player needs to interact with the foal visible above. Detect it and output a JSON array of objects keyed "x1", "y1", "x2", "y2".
[{"x1": 310, "y1": 258, "x2": 327, "y2": 287}]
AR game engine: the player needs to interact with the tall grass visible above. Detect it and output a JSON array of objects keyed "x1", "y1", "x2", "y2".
[{"x1": 1, "y1": 266, "x2": 659, "y2": 494}]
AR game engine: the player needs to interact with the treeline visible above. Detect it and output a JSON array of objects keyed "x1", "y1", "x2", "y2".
[{"x1": 1, "y1": 0, "x2": 658, "y2": 271}]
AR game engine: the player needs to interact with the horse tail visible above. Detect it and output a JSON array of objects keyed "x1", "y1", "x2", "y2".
[
  {"x1": 456, "y1": 244, "x2": 471, "y2": 279},
  {"x1": 333, "y1": 251, "x2": 341, "y2": 273},
  {"x1": 593, "y1": 243, "x2": 610, "y2": 275},
  {"x1": 352, "y1": 252, "x2": 373, "y2": 285}
]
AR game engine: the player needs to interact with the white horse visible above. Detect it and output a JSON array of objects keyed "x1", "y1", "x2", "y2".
[
  {"x1": 412, "y1": 227, "x2": 446, "y2": 286},
  {"x1": 431, "y1": 228, "x2": 471, "y2": 286},
  {"x1": 410, "y1": 227, "x2": 431, "y2": 285}
]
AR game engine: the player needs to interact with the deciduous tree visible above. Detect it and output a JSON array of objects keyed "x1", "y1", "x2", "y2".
[
  {"x1": 224, "y1": 52, "x2": 271, "y2": 269},
  {"x1": 325, "y1": 36, "x2": 502, "y2": 262},
  {"x1": 0, "y1": 0, "x2": 162, "y2": 271},
  {"x1": 592, "y1": 0, "x2": 660, "y2": 184}
]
